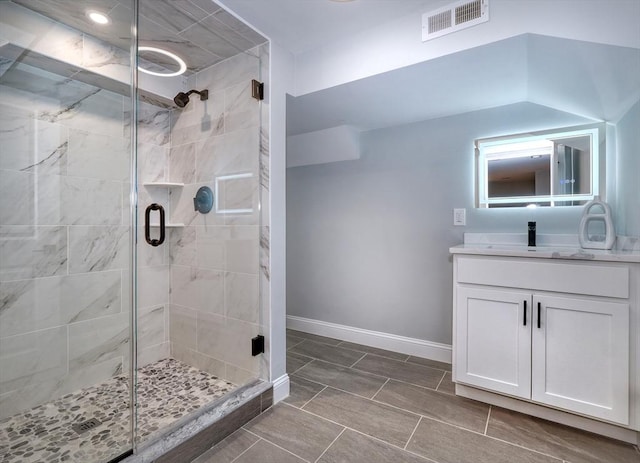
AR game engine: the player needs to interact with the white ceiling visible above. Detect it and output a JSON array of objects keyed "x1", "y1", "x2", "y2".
[{"x1": 218, "y1": 0, "x2": 448, "y2": 54}]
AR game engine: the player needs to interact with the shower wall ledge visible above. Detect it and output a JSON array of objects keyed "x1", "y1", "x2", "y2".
[{"x1": 0, "y1": 1, "x2": 183, "y2": 107}]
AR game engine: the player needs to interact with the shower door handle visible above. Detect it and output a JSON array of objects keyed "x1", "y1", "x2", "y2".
[{"x1": 145, "y1": 203, "x2": 165, "y2": 247}]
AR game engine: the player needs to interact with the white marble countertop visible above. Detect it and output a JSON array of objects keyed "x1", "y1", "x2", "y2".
[
  {"x1": 450, "y1": 243, "x2": 640, "y2": 263},
  {"x1": 450, "y1": 234, "x2": 640, "y2": 263}
]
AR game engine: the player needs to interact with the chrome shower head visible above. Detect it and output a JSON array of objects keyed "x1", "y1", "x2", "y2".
[{"x1": 173, "y1": 89, "x2": 208, "y2": 108}]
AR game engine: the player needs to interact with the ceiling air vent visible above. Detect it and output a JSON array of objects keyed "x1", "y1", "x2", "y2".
[{"x1": 422, "y1": 0, "x2": 489, "y2": 42}]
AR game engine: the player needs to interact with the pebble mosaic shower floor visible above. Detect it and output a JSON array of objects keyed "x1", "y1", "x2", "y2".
[{"x1": 0, "y1": 358, "x2": 236, "y2": 463}]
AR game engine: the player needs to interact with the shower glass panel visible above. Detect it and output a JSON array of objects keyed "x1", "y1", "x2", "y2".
[
  {"x1": 134, "y1": 0, "x2": 268, "y2": 445},
  {"x1": 0, "y1": 1, "x2": 136, "y2": 462},
  {"x1": 0, "y1": 0, "x2": 268, "y2": 460}
]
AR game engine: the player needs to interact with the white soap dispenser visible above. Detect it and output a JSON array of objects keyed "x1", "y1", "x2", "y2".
[{"x1": 578, "y1": 198, "x2": 616, "y2": 250}]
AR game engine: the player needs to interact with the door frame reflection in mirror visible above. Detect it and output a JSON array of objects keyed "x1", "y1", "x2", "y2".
[{"x1": 475, "y1": 124, "x2": 604, "y2": 208}]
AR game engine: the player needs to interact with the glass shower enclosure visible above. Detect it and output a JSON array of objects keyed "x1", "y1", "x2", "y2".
[{"x1": 0, "y1": 1, "x2": 268, "y2": 462}]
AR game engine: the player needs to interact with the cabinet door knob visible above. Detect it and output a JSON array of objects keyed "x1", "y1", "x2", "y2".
[{"x1": 523, "y1": 300, "x2": 527, "y2": 326}]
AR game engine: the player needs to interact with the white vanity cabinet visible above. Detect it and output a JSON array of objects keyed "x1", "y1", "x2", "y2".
[
  {"x1": 453, "y1": 253, "x2": 636, "y2": 430},
  {"x1": 532, "y1": 294, "x2": 629, "y2": 424},
  {"x1": 456, "y1": 286, "x2": 533, "y2": 399}
]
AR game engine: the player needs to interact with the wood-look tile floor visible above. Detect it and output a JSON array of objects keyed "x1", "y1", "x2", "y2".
[{"x1": 193, "y1": 330, "x2": 640, "y2": 463}]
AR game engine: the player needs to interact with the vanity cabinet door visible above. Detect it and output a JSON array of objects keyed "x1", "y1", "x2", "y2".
[
  {"x1": 532, "y1": 295, "x2": 629, "y2": 425},
  {"x1": 455, "y1": 286, "x2": 532, "y2": 399}
]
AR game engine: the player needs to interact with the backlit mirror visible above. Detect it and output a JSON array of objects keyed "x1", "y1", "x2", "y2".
[{"x1": 476, "y1": 124, "x2": 602, "y2": 208}]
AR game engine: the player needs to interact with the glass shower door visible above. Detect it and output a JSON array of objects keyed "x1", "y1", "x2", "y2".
[
  {"x1": 131, "y1": 0, "x2": 269, "y2": 446},
  {"x1": 0, "y1": 1, "x2": 137, "y2": 461}
]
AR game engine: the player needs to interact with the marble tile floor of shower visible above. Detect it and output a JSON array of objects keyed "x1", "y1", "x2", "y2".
[
  {"x1": 0, "y1": 358, "x2": 235, "y2": 463},
  {"x1": 193, "y1": 330, "x2": 640, "y2": 463}
]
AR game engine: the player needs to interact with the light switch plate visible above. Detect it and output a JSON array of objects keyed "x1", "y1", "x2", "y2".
[{"x1": 453, "y1": 208, "x2": 466, "y2": 226}]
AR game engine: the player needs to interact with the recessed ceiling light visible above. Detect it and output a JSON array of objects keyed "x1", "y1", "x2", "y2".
[
  {"x1": 138, "y1": 46, "x2": 187, "y2": 77},
  {"x1": 87, "y1": 10, "x2": 110, "y2": 25}
]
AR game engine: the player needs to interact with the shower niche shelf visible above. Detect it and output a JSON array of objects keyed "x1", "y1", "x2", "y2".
[{"x1": 143, "y1": 182, "x2": 185, "y2": 188}]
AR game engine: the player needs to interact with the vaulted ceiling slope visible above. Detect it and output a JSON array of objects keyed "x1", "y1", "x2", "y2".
[{"x1": 287, "y1": 34, "x2": 640, "y2": 136}]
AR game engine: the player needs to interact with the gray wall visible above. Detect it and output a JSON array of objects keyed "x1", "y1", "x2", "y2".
[{"x1": 286, "y1": 102, "x2": 608, "y2": 345}]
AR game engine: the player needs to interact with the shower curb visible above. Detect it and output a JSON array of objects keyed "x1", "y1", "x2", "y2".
[{"x1": 123, "y1": 380, "x2": 273, "y2": 463}]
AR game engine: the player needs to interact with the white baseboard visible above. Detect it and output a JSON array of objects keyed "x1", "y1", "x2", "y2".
[
  {"x1": 272, "y1": 373, "x2": 290, "y2": 404},
  {"x1": 286, "y1": 315, "x2": 452, "y2": 364}
]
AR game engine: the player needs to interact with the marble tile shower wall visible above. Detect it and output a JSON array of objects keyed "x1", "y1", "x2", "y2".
[
  {"x1": 168, "y1": 46, "x2": 267, "y2": 386},
  {"x1": 0, "y1": 66, "x2": 135, "y2": 421}
]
